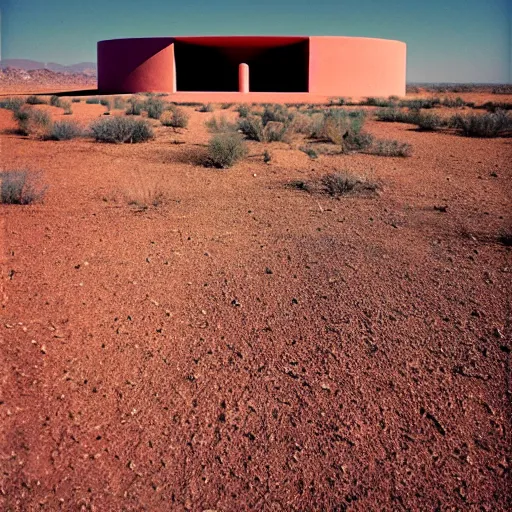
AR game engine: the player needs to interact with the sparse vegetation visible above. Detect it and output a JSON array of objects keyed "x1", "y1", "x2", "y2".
[
  {"x1": 125, "y1": 98, "x2": 144, "y2": 116},
  {"x1": 0, "y1": 97, "x2": 25, "y2": 111},
  {"x1": 47, "y1": 120, "x2": 83, "y2": 140},
  {"x1": 221, "y1": 103, "x2": 234, "y2": 109},
  {"x1": 414, "y1": 111, "x2": 444, "y2": 131},
  {"x1": 300, "y1": 146, "x2": 318, "y2": 159},
  {"x1": 14, "y1": 108, "x2": 52, "y2": 137},
  {"x1": 206, "y1": 133, "x2": 248, "y2": 168},
  {"x1": 321, "y1": 172, "x2": 379, "y2": 197},
  {"x1": 26, "y1": 95, "x2": 47, "y2": 105},
  {"x1": 61, "y1": 100, "x2": 73, "y2": 115},
  {"x1": 0, "y1": 169, "x2": 47, "y2": 204},
  {"x1": 199, "y1": 103, "x2": 214, "y2": 113},
  {"x1": 145, "y1": 97, "x2": 166, "y2": 119},
  {"x1": 366, "y1": 139, "x2": 412, "y2": 157},
  {"x1": 90, "y1": 117, "x2": 154, "y2": 143},
  {"x1": 113, "y1": 97, "x2": 126, "y2": 110},
  {"x1": 205, "y1": 115, "x2": 237, "y2": 133},
  {"x1": 363, "y1": 97, "x2": 398, "y2": 108},
  {"x1": 50, "y1": 95, "x2": 62, "y2": 107},
  {"x1": 237, "y1": 104, "x2": 251, "y2": 118},
  {"x1": 100, "y1": 98, "x2": 111, "y2": 111},
  {"x1": 160, "y1": 107, "x2": 189, "y2": 129},
  {"x1": 86, "y1": 97, "x2": 101, "y2": 104},
  {"x1": 72, "y1": 98, "x2": 81, "y2": 103},
  {"x1": 451, "y1": 110, "x2": 512, "y2": 138}
]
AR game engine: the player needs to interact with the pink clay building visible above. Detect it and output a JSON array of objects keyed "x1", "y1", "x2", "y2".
[{"x1": 98, "y1": 36, "x2": 406, "y2": 98}]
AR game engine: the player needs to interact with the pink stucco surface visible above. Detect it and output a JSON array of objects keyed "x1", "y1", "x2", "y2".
[{"x1": 98, "y1": 36, "x2": 407, "y2": 98}]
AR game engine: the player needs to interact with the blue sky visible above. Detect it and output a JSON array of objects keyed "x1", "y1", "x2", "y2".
[{"x1": 0, "y1": 0, "x2": 510, "y2": 83}]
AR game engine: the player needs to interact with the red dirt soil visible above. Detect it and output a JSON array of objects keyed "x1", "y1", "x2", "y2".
[{"x1": 0, "y1": 89, "x2": 511, "y2": 511}]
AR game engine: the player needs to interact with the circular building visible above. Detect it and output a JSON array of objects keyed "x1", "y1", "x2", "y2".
[{"x1": 98, "y1": 36, "x2": 406, "y2": 97}]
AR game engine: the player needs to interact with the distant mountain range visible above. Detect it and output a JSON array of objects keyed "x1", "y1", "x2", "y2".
[{"x1": 0, "y1": 59, "x2": 97, "y2": 76}]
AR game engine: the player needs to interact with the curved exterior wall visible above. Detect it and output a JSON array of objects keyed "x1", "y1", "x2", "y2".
[{"x1": 98, "y1": 36, "x2": 406, "y2": 97}]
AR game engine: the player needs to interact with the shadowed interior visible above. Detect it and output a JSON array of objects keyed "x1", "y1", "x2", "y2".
[{"x1": 174, "y1": 39, "x2": 309, "y2": 92}]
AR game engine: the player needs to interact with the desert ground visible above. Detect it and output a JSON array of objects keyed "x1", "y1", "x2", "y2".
[{"x1": 0, "y1": 85, "x2": 511, "y2": 511}]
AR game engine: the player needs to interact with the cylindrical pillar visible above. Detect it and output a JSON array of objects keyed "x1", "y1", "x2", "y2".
[{"x1": 239, "y1": 63, "x2": 249, "y2": 93}]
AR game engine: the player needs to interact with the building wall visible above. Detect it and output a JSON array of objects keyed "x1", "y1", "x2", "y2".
[
  {"x1": 308, "y1": 37, "x2": 407, "y2": 97},
  {"x1": 98, "y1": 36, "x2": 406, "y2": 97},
  {"x1": 98, "y1": 38, "x2": 176, "y2": 93}
]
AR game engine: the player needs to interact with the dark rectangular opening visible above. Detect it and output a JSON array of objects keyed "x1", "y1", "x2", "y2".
[{"x1": 174, "y1": 39, "x2": 309, "y2": 92}]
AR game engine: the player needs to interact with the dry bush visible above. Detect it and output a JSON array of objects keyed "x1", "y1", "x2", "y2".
[
  {"x1": 86, "y1": 97, "x2": 101, "y2": 104},
  {"x1": 0, "y1": 169, "x2": 48, "y2": 204},
  {"x1": 14, "y1": 108, "x2": 52, "y2": 137},
  {"x1": 49, "y1": 95, "x2": 62, "y2": 107},
  {"x1": 26, "y1": 95, "x2": 47, "y2": 105},
  {"x1": 205, "y1": 115, "x2": 237, "y2": 133},
  {"x1": 198, "y1": 103, "x2": 214, "y2": 113},
  {"x1": 47, "y1": 120, "x2": 84, "y2": 140},
  {"x1": 451, "y1": 110, "x2": 512, "y2": 138},
  {"x1": 207, "y1": 133, "x2": 248, "y2": 168},
  {"x1": 321, "y1": 172, "x2": 379, "y2": 197},
  {"x1": 366, "y1": 139, "x2": 412, "y2": 157},
  {"x1": 0, "y1": 97, "x2": 25, "y2": 111},
  {"x1": 161, "y1": 107, "x2": 189, "y2": 129},
  {"x1": 237, "y1": 104, "x2": 251, "y2": 118},
  {"x1": 125, "y1": 98, "x2": 144, "y2": 115},
  {"x1": 145, "y1": 97, "x2": 166, "y2": 119},
  {"x1": 90, "y1": 117, "x2": 153, "y2": 143}
]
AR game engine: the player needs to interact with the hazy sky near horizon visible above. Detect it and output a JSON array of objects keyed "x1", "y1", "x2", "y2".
[{"x1": 0, "y1": 0, "x2": 510, "y2": 83}]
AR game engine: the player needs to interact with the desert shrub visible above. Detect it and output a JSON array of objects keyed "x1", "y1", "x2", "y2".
[
  {"x1": 482, "y1": 101, "x2": 512, "y2": 112},
  {"x1": 363, "y1": 97, "x2": 397, "y2": 107},
  {"x1": 60, "y1": 100, "x2": 73, "y2": 115},
  {"x1": 0, "y1": 97, "x2": 25, "y2": 111},
  {"x1": 238, "y1": 115, "x2": 292, "y2": 142},
  {"x1": 205, "y1": 115, "x2": 237, "y2": 133},
  {"x1": 72, "y1": 98, "x2": 81, "y2": 103},
  {"x1": 125, "y1": 98, "x2": 144, "y2": 115},
  {"x1": 0, "y1": 169, "x2": 47, "y2": 204},
  {"x1": 100, "y1": 98, "x2": 111, "y2": 111},
  {"x1": 113, "y1": 97, "x2": 126, "y2": 110},
  {"x1": 237, "y1": 104, "x2": 251, "y2": 118},
  {"x1": 406, "y1": 85, "x2": 420, "y2": 94},
  {"x1": 90, "y1": 116, "x2": 153, "y2": 143},
  {"x1": 160, "y1": 107, "x2": 189, "y2": 129},
  {"x1": 398, "y1": 98, "x2": 440, "y2": 109},
  {"x1": 329, "y1": 97, "x2": 347, "y2": 106},
  {"x1": 290, "y1": 112, "x2": 313, "y2": 135},
  {"x1": 375, "y1": 108, "x2": 415, "y2": 123},
  {"x1": 86, "y1": 97, "x2": 101, "y2": 104},
  {"x1": 492, "y1": 85, "x2": 512, "y2": 95},
  {"x1": 261, "y1": 104, "x2": 293, "y2": 125},
  {"x1": 49, "y1": 95, "x2": 62, "y2": 107},
  {"x1": 26, "y1": 95, "x2": 47, "y2": 105},
  {"x1": 450, "y1": 110, "x2": 512, "y2": 138},
  {"x1": 238, "y1": 115, "x2": 265, "y2": 141},
  {"x1": 300, "y1": 146, "x2": 318, "y2": 159},
  {"x1": 145, "y1": 97, "x2": 166, "y2": 119},
  {"x1": 314, "y1": 110, "x2": 367, "y2": 145},
  {"x1": 366, "y1": 139, "x2": 412, "y2": 157},
  {"x1": 199, "y1": 103, "x2": 214, "y2": 113},
  {"x1": 288, "y1": 180, "x2": 311, "y2": 192},
  {"x1": 321, "y1": 172, "x2": 379, "y2": 197},
  {"x1": 221, "y1": 103, "x2": 233, "y2": 109},
  {"x1": 207, "y1": 133, "x2": 248, "y2": 168},
  {"x1": 414, "y1": 111, "x2": 443, "y2": 131},
  {"x1": 48, "y1": 120, "x2": 83, "y2": 140},
  {"x1": 342, "y1": 131, "x2": 375, "y2": 152},
  {"x1": 14, "y1": 108, "x2": 52, "y2": 136},
  {"x1": 441, "y1": 96, "x2": 465, "y2": 108}
]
